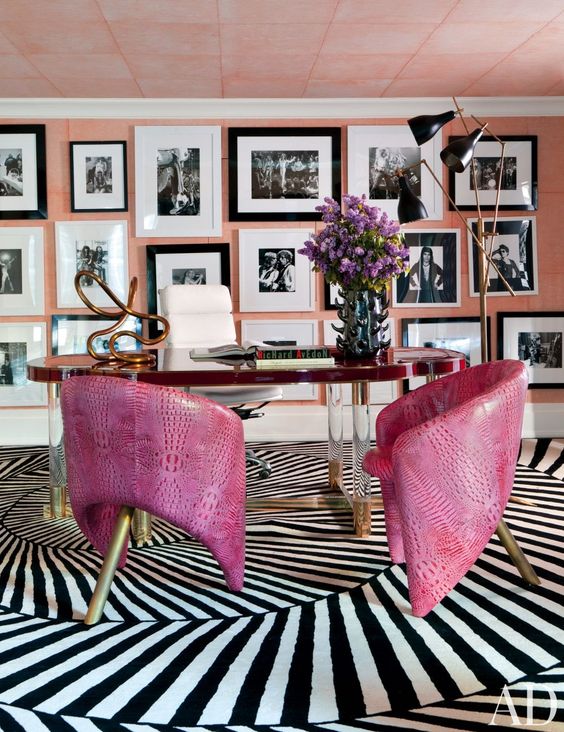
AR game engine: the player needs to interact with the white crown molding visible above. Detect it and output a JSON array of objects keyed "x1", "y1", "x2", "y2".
[{"x1": 0, "y1": 96, "x2": 563, "y2": 120}]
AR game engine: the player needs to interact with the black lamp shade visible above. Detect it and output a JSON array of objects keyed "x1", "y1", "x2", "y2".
[
  {"x1": 440, "y1": 127, "x2": 485, "y2": 173},
  {"x1": 397, "y1": 175, "x2": 429, "y2": 224},
  {"x1": 407, "y1": 110, "x2": 456, "y2": 146}
]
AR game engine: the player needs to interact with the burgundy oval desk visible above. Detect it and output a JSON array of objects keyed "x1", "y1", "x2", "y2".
[{"x1": 28, "y1": 346, "x2": 466, "y2": 537}]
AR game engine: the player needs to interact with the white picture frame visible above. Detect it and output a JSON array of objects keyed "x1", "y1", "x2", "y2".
[
  {"x1": 55, "y1": 220, "x2": 128, "y2": 308},
  {"x1": 0, "y1": 322, "x2": 46, "y2": 406},
  {"x1": 0, "y1": 226, "x2": 44, "y2": 315},
  {"x1": 468, "y1": 217, "x2": 538, "y2": 297},
  {"x1": 241, "y1": 319, "x2": 319, "y2": 400},
  {"x1": 323, "y1": 318, "x2": 396, "y2": 404},
  {"x1": 347, "y1": 124, "x2": 443, "y2": 220},
  {"x1": 239, "y1": 229, "x2": 314, "y2": 312},
  {"x1": 393, "y1": 229, "x2": 461, "y2": 308},
  {"x1": 135, "y1": 125, "x2": 222, "y2": 238}
]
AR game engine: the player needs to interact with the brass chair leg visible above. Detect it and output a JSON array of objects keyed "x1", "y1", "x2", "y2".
[
  {"x1": 84, "y1": 505, "x2": 135, "y2": 626},
  {"x1": 495, "y1": 518, "x2": 541, "y2": 586}
]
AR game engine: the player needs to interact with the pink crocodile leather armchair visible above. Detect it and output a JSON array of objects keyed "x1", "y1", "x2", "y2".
[
  {"x1": 363, "y1": 359, "x2": 538, "y2": 617},
  {"x1": 61, "y1": 375, "x2": 246, "y2": 624}
]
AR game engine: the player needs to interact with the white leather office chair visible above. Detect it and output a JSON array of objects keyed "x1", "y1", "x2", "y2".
[{"x1": 159, "y1": 284, "x2": 283, "y2": 477}]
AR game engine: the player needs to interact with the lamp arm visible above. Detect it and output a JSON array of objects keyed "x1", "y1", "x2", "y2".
[{"x1": 400, "y1": 159, "x2": 515, "y2": 297}]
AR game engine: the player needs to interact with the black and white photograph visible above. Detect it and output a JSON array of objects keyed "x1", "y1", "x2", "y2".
[
  {"x1": 251, "y1": 151, "x2": 319, "y2": 200},
  {"x1": 229, "y1": 127, "x2": 340, "y2": 221},
  {"x1": 468, "y1": 217, "x2": 537, "y2": 296},
  {"x1": 76, "y1": 242, "x2": 108, "y2": 286},
  {"x1": 498, "y1": 312, "x2": 564, "y2": 387},
  {"x1": 402, "y1": 316, "x2": 486, "y2": 392},
  {"x1": 258, "y1": 248, "x2": 295, "y2": 293},
  {"x1": 146, "y1": 243, "x2": 231, "y2": 338},
  {"x1": 70, "y1": 141, "x2": 127, "y2": 212},
  {"x1": 56, "y1": 221, "x2": 128, "y2": 308},
  {"x1": 369, "y1": 146, "x2": 421, "y2": 200},
  {"x1": 348, "y1": 125, "x2": 443, "y2": 220},
  {"x1": 0, "y1": 125, "x2": 47, "y2": 219},
  {"x1": 0, "y1": 227, "x2": 44, "y2": 315},
  {"x1": 157, "y1": 146, "x2": 200, "y2": 216},
  {"x1": 518, "y1": 331, "x2": 562, "y2": 369},
  {"x1": 393, "y1": 230, "x2": 460, "y2": 308},
  {"x1": 239, "y1": 229, "x2": 314, "y2": 312},
  {"x1": 449, "y1": 135, "x2": 537, "y2": 210},
  {"x1": 0, "y1": 148, "x2": 23, "y2": 196},
  {"x1": 135, "y1": 126, "x2": 221, "y2": 238},
  {"x1": 0, "y1": 322, "x2": 46, "y2": 406},
  {"x1": 172, "y1": 267, "x2": 206, "y2": 285},
  {"x1": 0, "y1": 249, "x2": 22, "y2": 294}
]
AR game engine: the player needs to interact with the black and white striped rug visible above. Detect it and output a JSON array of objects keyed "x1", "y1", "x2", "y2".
[{"x1": 0, "y1": 439, "x2": 562, "y2": 731}]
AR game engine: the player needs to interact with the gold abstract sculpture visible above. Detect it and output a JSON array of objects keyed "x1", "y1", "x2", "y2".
[{"x1": 74, "y1": 270, "x2": 169, "y2": 364}]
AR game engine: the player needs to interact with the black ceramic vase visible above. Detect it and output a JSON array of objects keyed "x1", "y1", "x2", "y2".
[{"x1": 333, "y1": 288, "x2": 391, "y2": 359}]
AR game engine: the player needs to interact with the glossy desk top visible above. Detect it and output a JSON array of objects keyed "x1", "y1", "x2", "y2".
[{"x1": 27, "y1": 347, "x2": 466, "y2": 387}]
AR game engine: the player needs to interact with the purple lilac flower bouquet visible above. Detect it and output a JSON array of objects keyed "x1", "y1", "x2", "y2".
[{"x1": 299, "y1": 194, "x2": 409, "y2": 293}]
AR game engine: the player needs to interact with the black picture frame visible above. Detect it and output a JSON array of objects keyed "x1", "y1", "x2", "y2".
[
  {"x1": 401, "y1": 315, "x2": 489, "y2": 392},
  {"x1": 0, "y1": 124, "x2": 47, "y2": 220},
  {"x1": 70, "y1": 141, "x2": 128, "y2": 212},
  {"x1": 448, "y1": 135, "x2": 538, "y2": 211},
  {"x1": 497, "y1": 311, "x2": 564, "y2": 388},
  {"x1": 51, "y1": 314, "x2": 142, "y2": 356},
  {"x1": 324, "y1": 281, "x2": 340, "y2": 310},
  {"x1": 228, "y1": 126, "x2": 341, "y2": 221},
  {"x1": 146, "y1": 243, "x2": 231, "y2": 338},
  {"x1": 468, "y1": 216, "x2": 538, "y2": 297}
]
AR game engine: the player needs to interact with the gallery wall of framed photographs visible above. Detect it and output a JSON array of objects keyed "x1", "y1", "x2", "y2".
[{"x1": 0, "y1": 112, "x2": 562, "y2": 412}]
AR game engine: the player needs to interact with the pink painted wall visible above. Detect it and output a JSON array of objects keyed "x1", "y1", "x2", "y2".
[{"x1": 3, "y1": 115, "x2": 563, "y2": 408}]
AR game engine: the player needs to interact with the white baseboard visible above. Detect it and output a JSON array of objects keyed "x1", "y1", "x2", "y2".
[{"x1": 0, "y1": 402, "x2": 562, "y2": 446}]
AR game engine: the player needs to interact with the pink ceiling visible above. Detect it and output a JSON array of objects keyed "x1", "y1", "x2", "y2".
[{"x1": 0, "y1": 0, "x2": 563, "y2": 98}]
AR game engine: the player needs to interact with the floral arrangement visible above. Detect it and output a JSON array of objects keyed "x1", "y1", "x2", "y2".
[{"x1": 299, "y1": 194, "x2": 409, "y2": 293}]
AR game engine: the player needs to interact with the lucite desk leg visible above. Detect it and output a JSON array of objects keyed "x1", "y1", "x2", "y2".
[
  {"x1": 132, "y1": 509, "x2": 152, "y2": 545},
  {"x1": 352, "y1": 381, "x2": 371, "y2": 537},
  {"x1": 327, "y1": 383, "x2": 343, "y2": 492},
  {"x1": 46, "y1": 382, "x2": 70, "y2": 519}
]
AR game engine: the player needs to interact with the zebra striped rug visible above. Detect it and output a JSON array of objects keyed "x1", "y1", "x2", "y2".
[{"x1": 0, "y1": 439, "x2": 562, "y2": 730}]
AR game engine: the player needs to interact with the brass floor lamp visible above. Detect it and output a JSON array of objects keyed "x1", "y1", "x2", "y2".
[{"x1": 396, "y1": 97, "x2": 516, "y2": 362}]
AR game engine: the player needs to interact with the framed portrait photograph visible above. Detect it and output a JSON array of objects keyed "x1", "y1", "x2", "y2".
[
  {"x1": 0, "y1": 322, "x2": 46, "y2": 406},
  {"x1": 51, "y1": 314, "x2": 142, "y2": 356},
  {"x1": 146, "y1": 242, "x2": 231, "y2": 338},
  {"x1": 323, "y1": 318, "x2": 396, "y2": 404},
  {"x1": 228, "y1": 127, "x2": 341, "y2": 221},
  {"x1": 238, "y1": 229, "x2": 314, "y2": 312},
  {"x1": 324, "y1": 281, "x2": 340, "y2": 310},
  {"x1": 0, "y1": 227, "x2": 44, "y2": 315},
  {"x1": 241, "y1": 319, "x2": 319, "y2": 400},
  {"x1": 448, "y1": 135, "x2": 538, "y2": 211},
  {"x1": 70, "y1": 141, "x2": 127, "y2": 212},
  {"x1": 497, "y1": 311, "x2": 564, "y2": 388},
  {"x1": 468, "y1": 217, "x2": 538, "y2": 297},
  {"x1": 135, "y1": 125, "x2": 222, "y2": 238},
  {"x1": 347, "y1": 125, "x2": 443, "y2": 220},
  {"x1": 55, "y1": 220, "x2": 129, "y2": 308},
  {"x1": 0, "y1": 124, "x2": 47, "y2": 219},
  {"x1": 402, "y1": 316, "x2": 488, "y2": 391},
  {"x1": 393, "y1": 229, "x2": 460, "y2": 308}
]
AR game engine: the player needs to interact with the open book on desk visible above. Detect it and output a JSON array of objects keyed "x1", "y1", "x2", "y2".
[{"x1": 190, "y1": 342, "x2": 332, "y2": 361}]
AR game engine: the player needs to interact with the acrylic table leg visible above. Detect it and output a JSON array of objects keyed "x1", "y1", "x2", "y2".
[
  {"x1": 352, "y1": 381, "x2": 371, "y2": 537},
  {"x1": 46, "y1": 382, "x2": 70, "y2": 518},
  {"x1": 327, "y1": 383, "x2": 343, "y2": 492},
  {"x1": 132, "y1": 510, "x2": 152, "y2": 545}
]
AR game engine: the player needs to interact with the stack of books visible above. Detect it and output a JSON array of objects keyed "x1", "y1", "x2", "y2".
[
  {"x1": 255, "y1": 345, "x2": 334, "y2": 369},
  {"x1": 190, "y1": 343, "x2": 335, "y2": 368}
]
